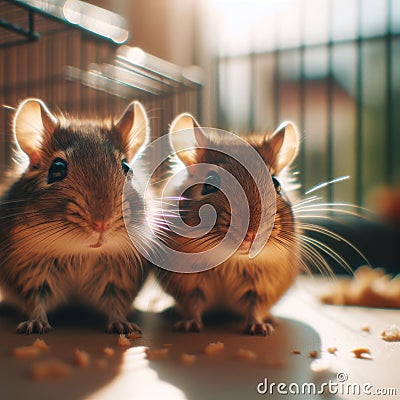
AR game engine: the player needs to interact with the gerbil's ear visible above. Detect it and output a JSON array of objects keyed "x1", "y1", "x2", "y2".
[
  {"x1": 13, "y1": 98, "x2": 58, "y2": 169},
  {"x1": 265, "y1": 121, "x2": 300, "y2": 175},
  {"x1": 169, "y1": 113, "x2": 207, "y2": 166},
  {"x1": 115, "y1": 101, "x2": 149, "y2": 161}
]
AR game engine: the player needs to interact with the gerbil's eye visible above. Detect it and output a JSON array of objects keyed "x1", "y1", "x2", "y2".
[
  {"x1": 272, "y1": 176, "x2": 282, "y2": 195},
  {"x1": 202, "y1": 171, "x2": 220, "y2": 195},
  {"x1": 47, "y1": 158, "x2": 67, "y2": 184},
  {"x1": 121, "y1": 159, "x2": 132, "y2": 176}
]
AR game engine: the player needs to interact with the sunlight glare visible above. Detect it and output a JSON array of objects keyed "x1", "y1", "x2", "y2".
[
  {"x1": 63, "y1": 0, "x2": 129, "y2": 43},
  {"x1": 85, "y1": 346, "x2": 187, "y2": 400}
]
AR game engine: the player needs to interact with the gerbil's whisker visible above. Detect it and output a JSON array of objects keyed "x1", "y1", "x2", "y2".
[
  {"x1": 295, "y1": 201, "x2": 371, "y2": 214},
  {"x1": 304, "y1": 176, "x2": 350, "y2": 195},
  {"x1": 159, "y1": 201, "x2": 181, "y2": 208},
  {"x1": 299, "y1": 222, "x2": 368, "y2": 266},
  {"x1": 2, "y1": 104, "x2": 16, "y2": 111},
  {"x1": 299, "y1": 240, "x2": 337, "y2": 279},
  {"x1": 299, "y1": 233, "x2": 353, "y2": 276},
  {"x1": 162, "y1": 196, "x2": 189, "y2": 201},
  {"x1": 292, "y1": 195, "x2": 321, "y2": 209},
  {"x1": 0, "y1": 198, "x2": 27, "y2": 205}
]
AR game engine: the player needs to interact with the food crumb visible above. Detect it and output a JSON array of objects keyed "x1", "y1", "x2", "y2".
[
  {"x1": 236, "y1": 349, "x2": 257, "y2": 360},
  {"x1": 180, "y1": 353, "x2": 196, "y2": 365},
  {"x1": 32, "y1": 338, "x2": 50, "y2": 351},
  {"x1": 361, "y1": 324, "x2": 370, "y2": 333},
  {"x1": 13, "y1": 345, "x2": 41, "y2": 359},
  {"x1": 30, "y1": 359, "x2": 71, "y2": 380},
  {"x1": 381, "y1": 325, "x2": 400, "y2": 342},
  {"x1": 352, "y1": 347, "x2": 372, "y2": 359},
  {"x1": 73, "y1": 349, "x2": 90, "y2": 367},
  {"x1": 320, "y1": 265, "x2": 400, "y2": 308},
  {"x1": 204, "y1": 341, "x2": 224, "y2": 355},
  {"x1": 292, "y1": 349, "x2": 301, "y2": 355},
  {"x1": 327, "y1": 347, "x2": 338, "y2": 355},
  {"x1": 118, "y1": 335, "x2": 132, "y2": 348},
  {"x1": 309, "y1": 350, "x2": 318, "y2": 358},
  {"x1": 103, "y1": 347, "x2": 115, "y2": 357},
  {"x1": 145, "y1": 348, "x2": 169, "y2": 360}
]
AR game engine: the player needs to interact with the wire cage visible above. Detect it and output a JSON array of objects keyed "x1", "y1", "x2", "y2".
[{"x1": 0, "y1": 0, "x2": 202, "y2": 180}]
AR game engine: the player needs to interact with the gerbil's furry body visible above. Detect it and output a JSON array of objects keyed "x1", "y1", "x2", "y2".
[
  {"x1": 0, "y1": 98, "x2": 153, "y2": 334},
  {"x1": 157, "y1": 115, "x2": 301, "y2": 335}
]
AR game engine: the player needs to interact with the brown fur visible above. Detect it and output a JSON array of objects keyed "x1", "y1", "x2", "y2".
[{"x1": 157, "y1": 116, "x2": 301, "y2": 335}]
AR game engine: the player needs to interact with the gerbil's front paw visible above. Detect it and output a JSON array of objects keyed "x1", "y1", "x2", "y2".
[
  {"x1": 174, "y1": 319, "x2": 203, "y2": 333},
  {"x1": 16, "y1": 319, "x2": 53, "y2": 335},
  {"x1": 107, "y1": 320, "x2": 142, "y2": 335},
  {"x1": 244, "y1": 322, "x2": 274, "y2": 336}
]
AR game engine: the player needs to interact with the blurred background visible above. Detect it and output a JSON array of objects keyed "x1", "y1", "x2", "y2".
[{"x1": 0, "y1": 0, "x2": 399, "y2": 272}]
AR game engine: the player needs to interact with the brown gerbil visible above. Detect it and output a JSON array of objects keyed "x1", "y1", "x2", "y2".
[
  {"x1": 0, "y1": 98, "x2": 154, "y2": 334},
  {"x1": 155, "y1": 114, "x2": 301, "y2": 335}
]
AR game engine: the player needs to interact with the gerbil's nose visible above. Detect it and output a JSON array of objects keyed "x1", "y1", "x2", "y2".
[{"x1": 92, "y1": 219, "x2": 111, "y2": 233}]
